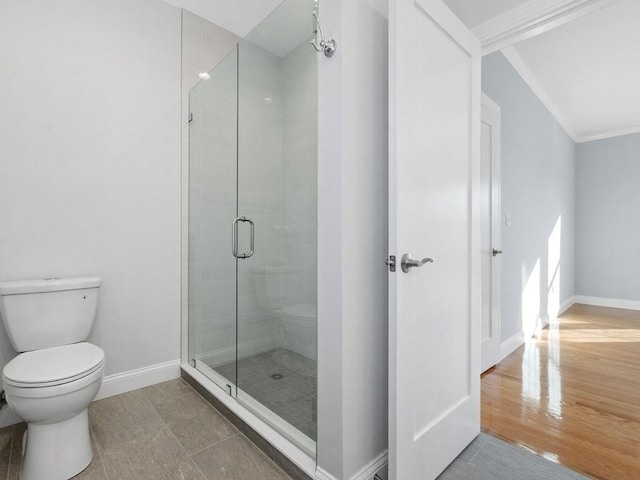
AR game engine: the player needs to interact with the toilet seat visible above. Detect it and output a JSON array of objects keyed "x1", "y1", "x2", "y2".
[{"x1": 3, "y1": 342, "x2": 104, "y2": 388}]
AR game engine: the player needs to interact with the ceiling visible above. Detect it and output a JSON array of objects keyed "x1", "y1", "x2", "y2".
[
  {"x1": 168, "y1": 0, "x2": 638, "y2": 143},
  {"x1": 443, "y1": 0, "x2": 640, "y2": 142},
  {"x1": 243, "y1": 0, "x2": 315, "y2": 57},
  {"x1": 165, "y1": 0, "x2": 314, "y2": 57},
  {"x1": 162, "y1": 0, "x2": 282, "y2": 37},
  {"x1": 500, "y1": 0, "x2": 640, "y2": 142}
]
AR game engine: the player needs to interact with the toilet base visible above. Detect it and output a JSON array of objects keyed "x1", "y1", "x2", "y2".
[{"x1": 20, "y1": 408, "x2": 93, "y2": 480}]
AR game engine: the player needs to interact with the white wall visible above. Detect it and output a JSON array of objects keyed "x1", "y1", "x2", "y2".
[
  {"x1": 576, "y1": 133, "x2": 640, "y2": 302},
  {"x1": 317, "y1": 0, "x2": 389, "y2": 478},
  {"x1": 0, "y1": 0, "x2": 182, "y2": 425},
  {"x1": 482, "y1": 52, "x2": 576, "y2": 343}
]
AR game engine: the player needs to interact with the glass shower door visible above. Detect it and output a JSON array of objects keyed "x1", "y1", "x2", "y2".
[
  {"x1": 235, "y1": 0, "x2": 318, "y2": 453},
  {"x1": 188, "y1": 48, "x2": 238, "y2": 394},
  {"x1": 187, "y1": 0, "x2": 318, "y2": 456}
]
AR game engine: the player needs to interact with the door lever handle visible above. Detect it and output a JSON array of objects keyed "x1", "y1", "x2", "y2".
[
  {"x1": 492, "y1": 248, "x2": 502, "y2": 256},
  {"x1": 401, "y1": 253, "x2": 433, "y2": 273}
]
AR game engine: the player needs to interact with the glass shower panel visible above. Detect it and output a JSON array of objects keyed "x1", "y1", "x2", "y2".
[
  {"x1": 235, "y1": 0, "x2": 318, "y2": 451},
  {"x1": 188, "y1": 48, "x2": 238, "y2": 393}
]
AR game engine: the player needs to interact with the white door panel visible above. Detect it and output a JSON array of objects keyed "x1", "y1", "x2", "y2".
[
  {"x1": 480, "y1": 93, "x2": 502, "y2": 373},
  {"x1": 389, "y1": 0, "x2": 481, "y2": 478}
]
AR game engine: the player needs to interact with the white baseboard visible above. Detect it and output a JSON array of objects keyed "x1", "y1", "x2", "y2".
[
  {"x1": 315, "y1": 468, "x2": 338, "y2": 480},
  {"x1": 96, "y1": 359, "x2": 181, "y2": 400},
  {"x1": 539, "y1": 314, "x2": 550, "y2": 331},
  {"x1": 350, "y1": 450, "x2": 388, "y2": 480},
  {"x1": 0, "y1": 359, "x2": 181, "y2": 428},
  {"x1": 573, "y1": 295, "x2": 640, "y2": 312},
  {"x1": 558, "y1": 296, "x2": 576, "y2": 315},
  {"x1": 500, "y1": 331, "x2": 525, "y2": 362},
  {"x1": 316, "y1": 450, "x2": 388, "y2": 480}
]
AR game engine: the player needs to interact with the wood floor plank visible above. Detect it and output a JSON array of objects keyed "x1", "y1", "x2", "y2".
[{"x1": 481, "y1": 304, "x2": 640, "y2": 480}]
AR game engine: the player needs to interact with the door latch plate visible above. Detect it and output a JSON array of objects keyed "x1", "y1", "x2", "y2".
[{"x1": 386, "y1": 255, "x2": 396, "y2": 272}]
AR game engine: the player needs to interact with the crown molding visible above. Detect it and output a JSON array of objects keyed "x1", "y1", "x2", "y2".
[
  {"x1": 576, "y1": 125, "x2": 640, "y2": 143},
  {"x1": 473, "y1": 0, "x2": 618, "y2": 55},
  {"x1": 501, "y1": 47, "x2": 578, "y2": 142},
  {"x1": 502, "y1": 43, "x2": 640, "y2": 145}
]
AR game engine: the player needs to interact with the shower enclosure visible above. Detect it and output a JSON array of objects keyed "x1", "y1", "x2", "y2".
[{"x1": 187, "y1": 0, "x2": 318, "y2": 455}]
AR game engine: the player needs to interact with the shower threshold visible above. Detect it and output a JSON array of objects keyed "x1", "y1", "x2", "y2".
[
  {"x1": 187, "y1": 358, "x2": 316, "y2": 459},
  {"x1": 214, "y1": 348, "x2": 317, "y2": 440}
]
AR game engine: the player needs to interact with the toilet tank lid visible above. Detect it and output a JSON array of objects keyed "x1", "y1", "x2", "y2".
[{"x1": 0, "y1": 277, "x2": 101, "y2": 295}]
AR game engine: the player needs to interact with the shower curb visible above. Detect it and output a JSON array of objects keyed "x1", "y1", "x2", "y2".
[{"x1": 181, "y1": 368, "x2": 313, "y2": 480}]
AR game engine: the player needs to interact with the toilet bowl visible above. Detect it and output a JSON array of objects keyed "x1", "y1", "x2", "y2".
[
  {"x1": 3, "y1": 342, "x2": 105, "y2": 480},
  {"x1": 0, "y1": 277, "x2": 104, "y2": 480},
  {"x1": 281, "y1": 304, "x2": 316, "y2": 360}
]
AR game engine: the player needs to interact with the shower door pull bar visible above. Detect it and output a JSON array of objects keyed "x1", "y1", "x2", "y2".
[{"x1": 232, "y1": 216, "x2": 255, "y2": 259}]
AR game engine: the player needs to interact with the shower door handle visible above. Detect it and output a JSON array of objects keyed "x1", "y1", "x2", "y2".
[{"x1": 232, "y1": 216, "x2": 254, "y2": 259}]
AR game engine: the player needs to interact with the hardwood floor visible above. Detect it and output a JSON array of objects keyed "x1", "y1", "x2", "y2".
[{"x1": 482, "y1": 304, "x2": 640, "y2": 480}]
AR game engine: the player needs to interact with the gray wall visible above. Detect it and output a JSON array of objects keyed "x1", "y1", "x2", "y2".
[
  {"x1": 482, "y1": 52, "x2": 576, "y2": 341},
  {"x1": 576, "y1": 134, "x2": 640, "y2": 301}
]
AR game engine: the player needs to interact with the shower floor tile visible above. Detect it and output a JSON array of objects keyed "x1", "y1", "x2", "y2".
[{"x1": 211, "y1": 348, "x2": 317, "y2": 440}]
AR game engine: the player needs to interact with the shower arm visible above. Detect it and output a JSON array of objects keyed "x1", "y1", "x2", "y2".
[{"x1": 311, "y1": 10, "x2": 336, "y2": 58}]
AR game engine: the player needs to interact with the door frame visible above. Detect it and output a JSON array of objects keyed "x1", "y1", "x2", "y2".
[{"x1": 480, "y1": 93, "x2": 502, "y2": 372}]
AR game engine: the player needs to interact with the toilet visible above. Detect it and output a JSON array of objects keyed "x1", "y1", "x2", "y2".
[{"x1": 0, "y1": 277, "x2": 105, "y2": 480}]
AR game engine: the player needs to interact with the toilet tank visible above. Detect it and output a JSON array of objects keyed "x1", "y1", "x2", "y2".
[{"x1": 0, "y1": 277, "x2": 101, "y2": 352}]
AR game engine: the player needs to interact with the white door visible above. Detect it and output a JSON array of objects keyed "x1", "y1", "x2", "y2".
[
  {"x1": 388, "y1": 0, "x2": 481, "y2": 478},
  {"x1": 480, "y1": 93, "x2": 502, "y2": 373}
]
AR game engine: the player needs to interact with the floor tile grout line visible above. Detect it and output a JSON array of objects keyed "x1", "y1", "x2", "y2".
[
  {"x1": 181, "y1": 378, "x2": 303, "y2": 479},
  {"x1": 91, "y1": 390, "x2": 173, "y2": 458},
  {"x1": 139, "y1": 381, "x2": 269, "y2": 476},
  {"x1": 172, "y1": 388, "x2": 294, "y2": 480},
  {"x1": 186, "y1": 430, "x2": 240, "y2": 459},
  {"x1": 89, "y1": 424, "x2": 110, "y2": 480},
  {"x1": 163, "y1": 422, "x2": 211, "y2": 480},
  {"x1": 145, "y1": 381, "x2": 246, "y2": 458},
  {"x1": 4, "y1": 425, "x2": 14, "y2": 480},
  {"x1": 467, "y1": 440, "x2": 486, "y2": 465},
  {"x1": 234, "y1": 431, "x2": 295, "y2": 480},
  {"x1": 142, "y1": 386, "x2": 196, "y2": 411}
]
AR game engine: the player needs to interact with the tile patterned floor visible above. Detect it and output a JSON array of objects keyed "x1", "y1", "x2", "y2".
[
  {"x1": 0, "y1": 378, "x2": 588, "y2": 480},
  {"x1": 213, "y1": 348, "x2": 317, "y2": 439},
  {"x1": 0, "y1": 379, "x2": 291, "y2": 480},
  {"x1": 437, "y1": 433, "x2": 590, "y2": 480}
]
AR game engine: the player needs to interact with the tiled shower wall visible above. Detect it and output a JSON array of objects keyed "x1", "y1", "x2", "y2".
[
  {"x1": 185, "y1": 10, "x2": 317, "y2": 365},
  {"x1": 236, "y1": 42, "x2": 285, "y2": 360},
  {"x1": 281, "y1": 42, "x2": 318, "y2": 359}
]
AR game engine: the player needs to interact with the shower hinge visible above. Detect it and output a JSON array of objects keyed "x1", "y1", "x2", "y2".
[
  {"x1": 188, "y1": 112, "x2": 193, "y2": 123},
  {"x1": 226, "y1": 384, "x2": 232, "y2": 396},
  {"x1": 190, "y1": 358, "x2": 196, "y2": 367}
]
